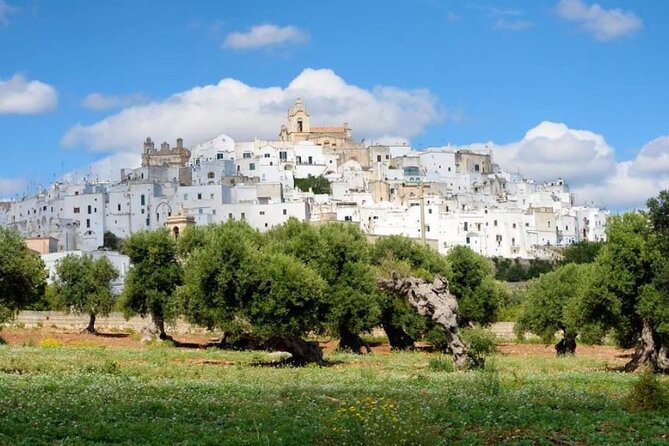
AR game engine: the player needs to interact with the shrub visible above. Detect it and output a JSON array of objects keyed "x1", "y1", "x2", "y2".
[
  {"x1": 428, "y1": 356, "x2": 456, "y2": 373},
  {"x1": 626, "y1": 371, "x2": 669, "y2": 411},
  {"x1": 461, "y1": 327, "x2": 498, "y2": 360}
]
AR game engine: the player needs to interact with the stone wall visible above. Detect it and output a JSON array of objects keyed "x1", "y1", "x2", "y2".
[{"x1": 6, "y1": 311, "x2": 205, "y2": 334}]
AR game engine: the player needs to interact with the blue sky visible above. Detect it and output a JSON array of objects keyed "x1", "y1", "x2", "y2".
[{"x1": 0, "y1": 0, "x2": 667, "y2": 208}]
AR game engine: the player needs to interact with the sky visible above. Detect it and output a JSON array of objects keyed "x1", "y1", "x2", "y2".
[{"x1": 0, "y1": 0, "x2": 667, "y2": 209}]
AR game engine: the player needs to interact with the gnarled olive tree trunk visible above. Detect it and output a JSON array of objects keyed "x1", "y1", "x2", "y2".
[
  {"x1": 555, "y1": 330, "x2": 577, "y2": 356},
  {"x1": 338, "y1": 326, "x2": 372, "y2": 354},
  {"x1": 377, "y1": 274, "x2": 481, "y2": 369},
  {"x1": 625, "y1": 320, "x2": 669, "y2": 373},
  {"x1": 82, "y1": 312, "x2": 97, "y2": 334},
  {"x1": 141, "y1": 313, "x2": 172, "y2": 342}
]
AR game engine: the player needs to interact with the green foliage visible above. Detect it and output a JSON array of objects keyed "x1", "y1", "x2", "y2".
[
  {"x1": 121, "y1": 229, "x2": 182, "y2": 323},
  {"x1": 0, "y1": 228, "x2": 47, "y2": 323},
  {"x1": 427, "y1": 355, "x2": 456, "y2": 372},
  {"x1": 103, "y1": 231, "x2": 122, "y2": 251},
  {"x1": 373, "y1": 235, "x2": 451, "y2": 281},
  {"x1": 582, "y1": 212, "x2": 663, "y2": 348},
  {"x1": 25, "y1": 283, "x2": 63, "y2": 311},
  {"x1": 516, "y1": 263, "x2": 594, "y2": 345},
  {"x1": 560, "y1": 241, "x2": 602, "y2": 265},
  {"x1": 492, "y1": 257, "x2": 555, "y2": 282},
  {"x1": 178, "y1": 220, "x2": 326, "y2": 341},
  {"x1": 447, "y1": 246, "x2": 506, "y2": 326},
  {"x1": 294, "y1": 175, "x2": 331, "y2": 194},
  {"x1": 460, "y1": 327, "x2": 498, "y2": 359},
  {"x1": 626, "y1": 371, "x2": 669, "y2": 411},
  {"x1": 54, "y1": 254, "x2": 119, "y2": 320}
]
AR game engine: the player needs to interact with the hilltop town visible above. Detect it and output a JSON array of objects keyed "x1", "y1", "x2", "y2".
[{"x1": 0, "y1": 99, "x2": 608, "y2": 265}]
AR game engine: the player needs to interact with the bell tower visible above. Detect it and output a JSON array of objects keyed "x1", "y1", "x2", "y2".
[{"x1": 286, "y1": 98, "x2": 310, "y2": 141}]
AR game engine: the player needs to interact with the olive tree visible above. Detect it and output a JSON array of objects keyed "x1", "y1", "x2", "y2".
[
  {"x1": 515, "y1": 262, "x2": 595, "y2": 355},
  {"x1": 54, "y1": 254, "x2": 119, "y2": 333},
  {"x1": 121, "y1": 229, "x2": 182, "y2": 340},
  {"x1": 372, "y1": 235, "x2": 451, "y2": 350},
  {"x1": 0, "y1": 228, "x2": 46, "y2": 324},
  {"x1": 177, "y1": 221, "x2": 327, "y2": 364},
  {"x1": 582, "y1": 208, "x2": 669, "y2": 372}
]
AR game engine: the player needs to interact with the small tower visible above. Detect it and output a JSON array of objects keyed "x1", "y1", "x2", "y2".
[
  {"x1": 165, "y1": 203, "x2": 195, "y2": 238},
  {"x1": 286, "y1": 98, "x2": 311, "y2": 141}
]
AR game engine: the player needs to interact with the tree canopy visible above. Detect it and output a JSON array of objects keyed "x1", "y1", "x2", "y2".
[
  {"x1": 121, "y1": 229, "x2": 182, "y2": 339},
  {"x1": 0, "y1": 228, "x2": 46, "y2": 323},
  {"x1": 54, "y1": 254, "x2": 119, "y2": 333}
]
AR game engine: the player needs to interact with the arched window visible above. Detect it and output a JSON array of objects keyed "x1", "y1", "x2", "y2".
[
  {"x1": 297, "y1": 118, "x2": 303, "y2": 132},
  {"x1": 474, "y1": 164, "x2": 480, "y2": 172},
  {"x1": 173, "y1": 226, "x2": 180, "y2": 238}
]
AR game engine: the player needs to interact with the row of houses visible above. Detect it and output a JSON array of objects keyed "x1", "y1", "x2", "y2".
[{"x1": 1, "y1": 99, "x2": 608, "y2": 263}]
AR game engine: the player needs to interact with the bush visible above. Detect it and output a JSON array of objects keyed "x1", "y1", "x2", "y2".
[
  {"x1": 427, "y1": 356, "x2": 456, "y2": 373},
  {"x1": 460, "y1": 327, "x2": 498, "y2": 360},
  {"x1": 626, "y1": 371, "x2": 669, "y2": 411}
]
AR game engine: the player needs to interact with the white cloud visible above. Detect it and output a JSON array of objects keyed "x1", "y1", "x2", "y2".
[
  {"x1": 223, "y1": 24, "x2": 308, "y2": 50},
  {"x1": 0, "y1": 177, "x2": 27, "y2": 197},
  {"x1": 487, "y1": 122, "x2": 668, "y2": 209},
  {"x1": 82, "y1": 92, "x2": 148, "y2": 111},
  {"x1": 494, "y1": 17, "x2": 533, "y2": 31},
  {"x1": 0, "y1": 74, "x2": 58, "y2": 115},
  {"x1": 556, "y1": 0, "x2": 642, "y2": 41},
  {"x1": 493, "y1": 121, "x2": 616, "y2": 186},
  {"x1": 62, "y1": 68, "x2": 441, "y2": 153},
  {"x1": 0, "y1": 1, "x2": 18, "y2": 26}
]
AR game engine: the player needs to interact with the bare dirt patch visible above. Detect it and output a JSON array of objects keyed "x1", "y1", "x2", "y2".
[{"x1": 0, "y1": 326, "x2": 634, "y2": 364}]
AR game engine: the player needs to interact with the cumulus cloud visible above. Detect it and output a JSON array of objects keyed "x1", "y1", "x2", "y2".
[
  {"x1": 223, "y1": 24, "x2": 308, "y2": 50},
  {"x1": 488, "y1": 122, "x2": 668, "y2": 209},
  {"x1": 0, "y1": 1, "x2": 18, "y2": 26},
  {"x1": 0, "y1": 177, "x2": 27, "y2": 197},
  {"x1": 556, "y1": 0, "x2": 642, "y2": 41},
  {"x1": 82, "y1": 92, "x2": 148, "y2": 111},
  {"x1": 493, "y1": 121, "x2": 616, "y2": 186},
  {"x1": 62, "y1": 68, "x2": 441, "y2": 153},
  {"x1": 0, "y1": 74, "x2": 58, "y2": 115},
  {"x1": 494, "y1": 18, "x2": 533, "y2": 31}
]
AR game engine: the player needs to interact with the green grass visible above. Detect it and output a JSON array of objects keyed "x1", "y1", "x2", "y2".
[{"x1": 0, "y1": 344, "x2": 668, "y2": 445}]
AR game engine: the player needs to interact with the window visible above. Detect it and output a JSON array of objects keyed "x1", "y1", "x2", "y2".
[
  {"x1": 141, "y1": 209, "x2": 145, "y2": 214},
  {"x1": 512, "y1": 237, "x2": 516, "y2": 245},
  {"x1": 474, "y1": 164, "x2": 480, "y2": 172},
  {"x1": 117, "y1": 204, "x2": 121, "y2": 211},
  {"x1": 184, "y1": 193, "x2": 189, "y2": 200},
  {"x1": 229, "y1": 213, "x2": 233, "y2": 220},
  {"x1": 279, "y1": 151, "x2": 287, "y2": 160},
  {"x1": 512, "y1": 223, "x2": 516, "y2": 229},
  {"x1": 264, "y1": 153, "x2": 270, "y2": 158},
  {"x1": 283, "y1": 209, "x2": 287, "y2": 215},
  {"x1": 428, "y1": 208, "x2": 432, "y2": 214},
  {"x1": 548, "y1": 221, "x2": 551, "y2": 228},
  {"x1": 212, "y1": 210, "x2": 216, "y2": 215},
  {"x1": 296, "y1": 156, "x2": 302, "y2": 164},
  {"x1": 308, "y1": 156, "x2": 313, "y2": 165},
  {"x1": 249, "y1": 163, "x2": 256, "y2": 171},
  {"x1": 73, "y1": 207, "x2": 80, "y2": 214},
  {"x1": 494, "y1": 220, "x2": 498, "y2": 227},
  {"x1": 197, "y1": 193, "x2": 202, "y2": 200},
  {"x1": 140, "y1": 195, "x2": 146, "y2": 206},
  {"x1": 464, "y1": 222, "x2": 468, "y2": 231},
  {"x1": 377, "y1": 155, "x2": 382, "y2": 162},
  {"x1": 87, "y1": 205, "x2": 92, "y2": 214},
  {"x1": 259, "y1": 211, "x2": 265, "y2": 215},
  {"x1": 146, "y1": 218, "x2": 150, "y2": 226},
  {"x1": 426, "y1": 225, "x2": 430, "y2": 232},
  {"x1": 243, "y1": 152, "x2": 252, "y2": 159},
  {"x1": 156, "y1": 212, "x2": 160, "y2": 222},
  {"x1": 207, "y1": 172, "x2": 215, "y2": 179},
  {"x1": 466, "y1": 237, "x2": 470, "y2": 244},
  {"x1": 217, "y1": 153, "x2": 224, "y2": 160},
  {"x1": 86, "y1": 219, "x2": 90, "y2": 228},
  {"x1": 386, "y1": 155, "x2": 390, "y2": 160},
  {"x1": 241, "y1": 213, "x2": 245, "y2": 220},
  {"x1": 210, "y1": 193, "x2": 214, "y2": 199},
  {"x1": 496, "y1": 235, "x2": 502, "y2": 242},
  {"x1": 448, "y1": 167, "x2": 451, "y2": 172},
  {"x1": 265, "y1": 223, "x2": 269, "y2": 228}
]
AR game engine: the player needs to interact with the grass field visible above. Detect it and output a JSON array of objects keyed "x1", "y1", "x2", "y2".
[{"x1": 0, "y1": 335, "x2": 668, "y2": 445}]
